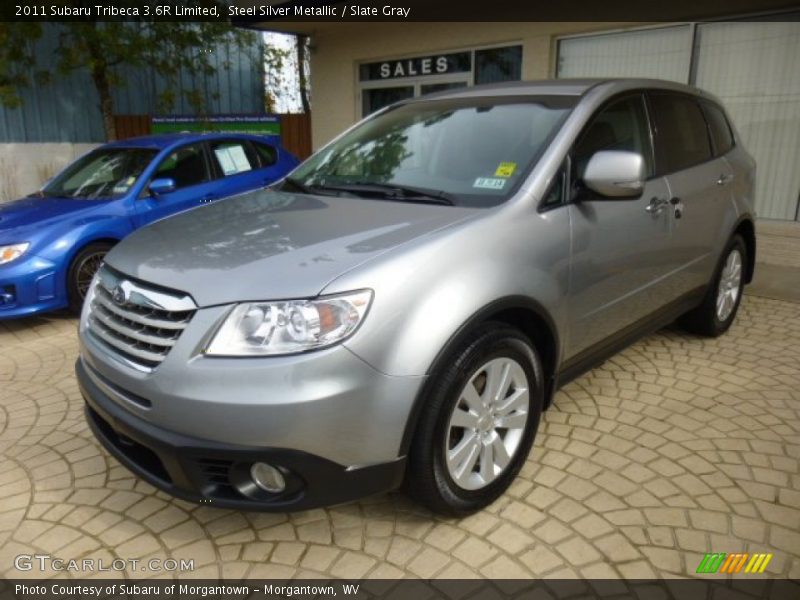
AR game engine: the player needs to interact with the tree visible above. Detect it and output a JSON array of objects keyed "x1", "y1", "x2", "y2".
[
  {"x1": 297, "y1": 35, "x2": 311, "y2": 114},
  {"x1": 0, "y1": 4, "x2": 256, "y2": 140}
]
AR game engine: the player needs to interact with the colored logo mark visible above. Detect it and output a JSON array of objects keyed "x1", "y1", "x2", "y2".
[{"x1": 696, "y1": 552, "x2": 773, "y2": 574}]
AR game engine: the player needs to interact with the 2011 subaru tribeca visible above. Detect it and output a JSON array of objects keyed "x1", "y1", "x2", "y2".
[{"x1": 76, "y1": 79, "x2": 756, "y2": 515}]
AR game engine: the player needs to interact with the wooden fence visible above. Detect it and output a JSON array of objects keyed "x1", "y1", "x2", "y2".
[{"x1": 112, "y1": 113, "x2": 313, "y2": 160}]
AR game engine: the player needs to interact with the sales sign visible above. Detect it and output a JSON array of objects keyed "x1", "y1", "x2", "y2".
[{"x1": 360, "y1": 52, "x2": 471, "y2": 81}]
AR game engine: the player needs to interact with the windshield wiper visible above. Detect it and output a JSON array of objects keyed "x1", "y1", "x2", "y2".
[
  {"x1": 281, "y1": 176, "x2": 314, "y2": 194},
  {"x1": 311, "y1": 182, "x2": 455, "y2": 206}
]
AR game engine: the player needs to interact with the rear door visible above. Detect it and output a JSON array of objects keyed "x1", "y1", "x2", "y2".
[
  {"x1": 566, "y1": 93, "x2": 676, "y2": 358},
  {"x1": 206, "y1": 138, "x2": 264, "y2": 197},
  {"x1": 647, "y1": 92, "x2": 733, "y2": 292},
  {"x1": 133, "y1": 142, "x2": 217, "y2": 228}
]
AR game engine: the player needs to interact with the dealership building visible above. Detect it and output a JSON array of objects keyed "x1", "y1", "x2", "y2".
[{"x1": 266, "y1": 16, "x2": 800, "y2": 261}]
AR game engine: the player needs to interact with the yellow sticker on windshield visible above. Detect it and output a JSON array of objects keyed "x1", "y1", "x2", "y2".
[{"x1": 495, "y1": 162, "x2": 517, "y2": 177}]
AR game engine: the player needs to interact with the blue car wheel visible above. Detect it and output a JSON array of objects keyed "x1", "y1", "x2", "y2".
[{"x1": 67, "y1": 242, "x2": 113, "y2": 314}]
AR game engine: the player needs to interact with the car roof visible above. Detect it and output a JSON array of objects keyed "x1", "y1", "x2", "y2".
[
  {"x1": 103, "y1": 132, "x2": 280, "y2": 151},
  {"x1": 408, "y1": 78, "x2": 717, "y2": 103}
]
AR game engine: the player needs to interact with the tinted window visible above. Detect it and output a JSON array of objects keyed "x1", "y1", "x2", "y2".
[
  {"x1": 253, "y1": 142, "x2": 278, "y2": 167},
  {"x1": 154, "y1": 144, "x2": 209, "y2": 189},
  {"x1": 209, "y1": 141, "x2": 257, "y2": 176},
  {"x1": 702, "y1": 101, "x2": 734, "y2": 156},
  {"x1": 572, "y1": 95, "x2": 654, "y2": 183},
  {"x1": 362, "y1": 86, "x2": 414, "y2": 116},
  {"x1": 474, "y1": 46, "x2": 523, "y2": 85},
  {"x1": 649, "y1": 93, "x2": 713, "y2": 174}
]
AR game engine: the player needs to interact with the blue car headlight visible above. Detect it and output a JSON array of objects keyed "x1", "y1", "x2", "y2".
[{"x1": 0, "y1": 243, "x2": 30, "y2": 265}]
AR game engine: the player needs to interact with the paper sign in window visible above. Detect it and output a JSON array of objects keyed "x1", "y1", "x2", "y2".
[{"x1": 214, "y1": 145, "x2": 252, "y2": 176}]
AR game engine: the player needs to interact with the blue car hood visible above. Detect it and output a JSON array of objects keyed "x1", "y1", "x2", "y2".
[{"x1": 0, "y1": 195, "x2": 102, "y2": 240}]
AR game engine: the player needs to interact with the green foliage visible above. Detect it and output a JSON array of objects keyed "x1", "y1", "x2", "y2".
[
  {"x1": 0, "y1": 23, "x2": 42, "y2": 107},
  {"x1": 0, "y1": 3, "x2": 261, "y2": 137}
]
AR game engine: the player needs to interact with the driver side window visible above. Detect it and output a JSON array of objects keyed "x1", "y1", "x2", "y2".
[
  {"x1": 571, "y1": 95, "x2": 654, "y2": 196},
  {"x1": 153, "y1": 144, "x2": 210, "y2": 190}
]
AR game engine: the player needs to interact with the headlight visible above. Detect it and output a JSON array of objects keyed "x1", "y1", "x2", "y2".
[
  {"x1": 0, "y1": 243, "x2": 30, "y2": 265},
  {"x1": 206, "y1": 290, "x2": 373, "y2": 356}
]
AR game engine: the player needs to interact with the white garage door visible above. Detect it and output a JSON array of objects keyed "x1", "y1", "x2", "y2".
[{"x1": 557, "y1": 21, "x2": 800, "y2": 222}]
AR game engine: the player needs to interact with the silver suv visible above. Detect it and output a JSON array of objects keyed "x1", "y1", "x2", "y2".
[{"x1": 76, "y1": 79, "x2": 756, "y2": 515}]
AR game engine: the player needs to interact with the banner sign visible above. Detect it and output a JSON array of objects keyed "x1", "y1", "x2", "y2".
[{"x1": 151, "y1": 114, "x2": 280, "y2": 136}]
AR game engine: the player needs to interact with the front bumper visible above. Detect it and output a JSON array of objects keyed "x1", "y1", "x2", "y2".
[
  {"x1": 77, "y1": 358, "x2": 406, "y2": 510},
  {"x1": 79, "y1": 302, "x2": 424, "y2": 467},
  {"x1": 0, "y1": 254, "x2": 66, "y2": 318}
]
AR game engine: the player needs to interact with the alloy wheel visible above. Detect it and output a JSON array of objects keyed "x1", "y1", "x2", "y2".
[
  {"x1": 716, "y1": 248, "x2": 742, "y2": 322},
  {"x1": 445, "y1": 357, "x2": 530, "y2": 490},
  {"x1": 75, "y1": 252, "x2": 106, "y2": 299}
]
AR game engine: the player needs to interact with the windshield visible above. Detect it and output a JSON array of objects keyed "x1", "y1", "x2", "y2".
[
  {"x1": 289, "y1": 96, "x2": 575, "y2": 207},
  {"x1": 42, "y1": 148, "x2": 158, "y2": 200}
]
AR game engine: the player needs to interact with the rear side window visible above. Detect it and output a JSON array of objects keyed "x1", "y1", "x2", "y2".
[
  {"x1": 253, "y1": 142, "x2": 278, "y2": 167},
  {"x1": 209, "y1": 141, "x2": 257, "y2": 176},
  {"x1": 649, "y1": 93, "x2": 713, "y2": 174},
  {"x1": 702, "y1": 101, "x2": 735, "y2": 156}
]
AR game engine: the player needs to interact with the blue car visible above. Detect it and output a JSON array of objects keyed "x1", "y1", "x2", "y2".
[{"x1": 0, "y1": 133, "x2": 299, "y2": 319}]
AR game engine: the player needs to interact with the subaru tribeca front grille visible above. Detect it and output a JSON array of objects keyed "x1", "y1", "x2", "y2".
[{"x1": 86, "y1": 266, "x2": 197, "y2": 370}]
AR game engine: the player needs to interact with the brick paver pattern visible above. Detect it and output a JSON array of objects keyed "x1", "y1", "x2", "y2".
[{"x1": 0, "y1": 295, "x2": 798, "y2": 579}]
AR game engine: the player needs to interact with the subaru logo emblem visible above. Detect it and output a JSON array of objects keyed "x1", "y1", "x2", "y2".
[{"x1": 112, "y1": 285, "x2": 127, "y2": 305}]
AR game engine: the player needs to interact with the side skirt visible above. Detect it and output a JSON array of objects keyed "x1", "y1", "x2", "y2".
[{"x1": 555, "y1": 286, "x2": 706, "y2": 389}]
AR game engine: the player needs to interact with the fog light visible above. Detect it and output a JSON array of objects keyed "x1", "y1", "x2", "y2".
[{"x1": 250, "y1": 462, "x2": 286, "y2": 493}]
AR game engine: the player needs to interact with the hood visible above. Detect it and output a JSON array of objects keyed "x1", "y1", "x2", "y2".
[
  {"x1": 106, "y1": 189, "x2": 478, "y2": 307},
  {"x1": 0, "y1": 195, "x2": 102, "y2": 239}
]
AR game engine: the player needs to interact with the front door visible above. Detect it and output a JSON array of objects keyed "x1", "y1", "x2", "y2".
[
  {"x1": 134, "y1": 142, "x2": 217, "y2": 228},
  {"x1": 566, "y1": 94, "x2": 678, "y2": 358}
]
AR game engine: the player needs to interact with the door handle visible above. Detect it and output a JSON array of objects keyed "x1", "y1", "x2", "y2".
[
  {"x1": 645, "y1": 197, "x2": 669, "y2": 214},
  {"x1": 717, "y1": 173, "x2": 734, "y2": 186},
  {"x1": 670, "y1": 196, "x2": 684, "y2": 219}
]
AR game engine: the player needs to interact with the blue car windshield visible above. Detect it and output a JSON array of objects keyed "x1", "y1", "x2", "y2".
[{"x1": 42, "y1": 148, "x2": 158, "y2": 200}]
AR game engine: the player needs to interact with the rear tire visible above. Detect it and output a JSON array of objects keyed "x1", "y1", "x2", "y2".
[
  {"x1": 680, "y1": 234, "x2": 746, "y2": 337},
  {"x1": 407, "y1": 323, "x2": 544, "y2": 516},
  {"x1": 67, "y1": 242, "x2": 113, "y2": 314}
]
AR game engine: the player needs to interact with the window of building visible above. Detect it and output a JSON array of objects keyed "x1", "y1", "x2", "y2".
[
  {"x1": 359, "y1": 44, "x2": 522, "y2": 116},
  {"x1": 475, "y1": 46, "x2": 522, "y2": 85}
]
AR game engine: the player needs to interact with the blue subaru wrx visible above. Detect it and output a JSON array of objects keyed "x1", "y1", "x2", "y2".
[{"x1": 0, "y1": 133, "x2": 299, "y2": 319}]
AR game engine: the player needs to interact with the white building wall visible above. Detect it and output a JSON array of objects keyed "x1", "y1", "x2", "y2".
[{"x1": 0, "y1": 143, "x2": 98, "y2": 203}]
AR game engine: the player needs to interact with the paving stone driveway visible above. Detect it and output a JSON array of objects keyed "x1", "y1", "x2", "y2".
[{"x1": 0, "y1": 294, "x2": 798, "y2": 580}]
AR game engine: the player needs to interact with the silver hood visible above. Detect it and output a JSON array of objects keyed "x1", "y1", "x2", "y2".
[{"x1": 105, "y1": 189, "x2": 477, "y2": 307}]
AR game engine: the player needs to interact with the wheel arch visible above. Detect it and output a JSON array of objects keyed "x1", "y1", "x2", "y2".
[
  {"x1": 64, "y1": 236, "x2": 120, "y2": 297},
  {"x1": 732, "y1": 216, "x2": 756, "y2": 284},
  {"x1": 399, "y1": 296, "x2": 560, "y2": 456}
]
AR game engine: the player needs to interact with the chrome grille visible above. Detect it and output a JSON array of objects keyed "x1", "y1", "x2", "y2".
[{"x1": 86, "y1": 267, "x2": 197, "y2": 370}]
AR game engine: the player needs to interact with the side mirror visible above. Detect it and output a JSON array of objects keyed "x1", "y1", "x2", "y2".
[
  {"x1": 149, "y1": 177, "x2": 176, "y2": 196},
  {"x1": 582, "y1": 150, "x2": 645, "y2": 198}
]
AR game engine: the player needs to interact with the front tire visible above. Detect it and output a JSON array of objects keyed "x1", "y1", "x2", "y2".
[
  {"x1": 67, "y1": 242, "x2": 113, "y2": 314},
  {"x1": 680, "y1": 234, "x2": 746, "y2": 337},
  {"x1": 407, "y1": 323, "x2": 544, "y2": 516}
]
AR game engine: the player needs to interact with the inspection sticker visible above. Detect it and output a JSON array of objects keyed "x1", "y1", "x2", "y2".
[
  {"x1": 495, "y1": 162, "x2": 517, "y2": 177},
  {"x1": 473, "y1": 177, "x2": 506, "y2": 190}
]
